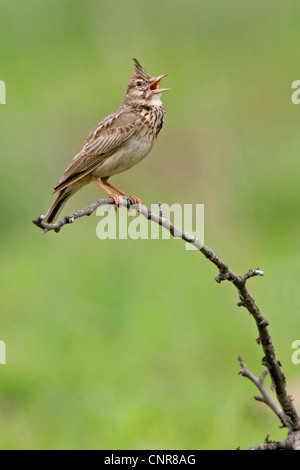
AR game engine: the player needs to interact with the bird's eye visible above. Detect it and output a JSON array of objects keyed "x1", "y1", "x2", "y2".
[{"x1": 136, "y1": 80, "x2": 143, "y2": 87}]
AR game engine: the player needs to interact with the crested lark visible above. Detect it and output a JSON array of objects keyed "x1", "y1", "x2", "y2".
[{"x1": 44, "y1": 58, "x2": 170, "y2": 224}]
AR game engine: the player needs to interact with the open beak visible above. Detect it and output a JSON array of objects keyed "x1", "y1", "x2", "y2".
[{"x1": 149, "y1": 74, "x2": 171, "y2": 94}]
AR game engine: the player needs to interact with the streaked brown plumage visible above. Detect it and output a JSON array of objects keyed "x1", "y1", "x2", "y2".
[{"x1": 44, "y1": 58, "x2": 170, "y2": 224}]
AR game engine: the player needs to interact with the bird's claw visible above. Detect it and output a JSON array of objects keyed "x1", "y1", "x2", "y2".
[
  {"x1": 127, "y1": 195, "x2": 143, "y2": 213},
  {"x1": 108, "y1": 192, "x2": 121, "y2": 213},
  {"x1": 107, "y1": 193, "x2": 143, "y2": 217}
]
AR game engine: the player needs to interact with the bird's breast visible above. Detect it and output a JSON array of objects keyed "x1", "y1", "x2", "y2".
[{"x1": 95, "y1": 132, "x2": 155, "y2": 177}]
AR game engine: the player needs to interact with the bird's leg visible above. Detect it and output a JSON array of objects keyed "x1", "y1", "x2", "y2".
[
  {"x1": 93, "y1": 178, "x2": 121, "y2": 213},
  {"x1": 101, "y1": 178, "x2": 143, "y2": 213},
  {"x1": 101, "y1": 178, "x2": 133, "y2": 217},
  {"x1": 101, "y1": 178, "x2": 126, "y2": 196}
]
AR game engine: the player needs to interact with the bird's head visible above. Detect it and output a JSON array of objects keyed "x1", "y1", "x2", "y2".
[{"x1": 122, "y1": 58, "x2": 170, "y2": 106}]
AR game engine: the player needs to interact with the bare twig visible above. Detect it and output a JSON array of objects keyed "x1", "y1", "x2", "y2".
[
  {"x1": 237, "y1": 355, "x2": 289, "y2": 428},
  {"x1": 32, "y1": 197, "x2": 300, "y2": 448},
  {"x1": 32, "y1": 197, "x2": 115, "y2": 234},
  {"x1": 247, "y1": 430, "x2": 300, "y2": 450},
  {"x1": 247, "y1": 440, "x2": 290, "y2": 451}
]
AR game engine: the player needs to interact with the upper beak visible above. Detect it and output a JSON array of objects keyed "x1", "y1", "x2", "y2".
[{"x1": 149, "y1": 74, "x2": 171, "y2": 94}]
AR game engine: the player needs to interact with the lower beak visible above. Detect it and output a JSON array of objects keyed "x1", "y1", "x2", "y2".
[{"x1": 149, "y1": 74, "x2": 171, "y2": 94}]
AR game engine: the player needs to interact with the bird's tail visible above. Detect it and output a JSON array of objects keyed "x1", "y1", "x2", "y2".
[{"x1": 44, "y1": 188, "x2": 73, "y2": 224}]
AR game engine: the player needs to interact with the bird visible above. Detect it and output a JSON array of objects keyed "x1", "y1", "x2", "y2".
[{"x1": 43, "y1": 58, "x2": 170, "y2": 224}]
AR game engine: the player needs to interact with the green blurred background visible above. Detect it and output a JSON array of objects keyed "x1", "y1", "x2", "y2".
[{"x1": 1, "y1": 0, "x2": 299, "y2": 450}]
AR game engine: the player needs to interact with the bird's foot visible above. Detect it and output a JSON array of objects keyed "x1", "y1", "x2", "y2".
[
  {"x1": 127, "y1": 195, "x2": 143, "y2": 213},
  {"x1": 120, "y1": 194, "x2": 143, "y2": 218},
  {"x1": 108, "y1": 191, "x2": 122, "y2": 213}
]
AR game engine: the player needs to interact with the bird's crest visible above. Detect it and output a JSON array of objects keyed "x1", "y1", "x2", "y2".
[{"x1": 132, "y1": 58, "x2": 153, "y2": 81}]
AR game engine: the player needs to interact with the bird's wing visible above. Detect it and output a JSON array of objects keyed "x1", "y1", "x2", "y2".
[{"x1": 53, "y1": 109, "x2": 136, "y2": 193}]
